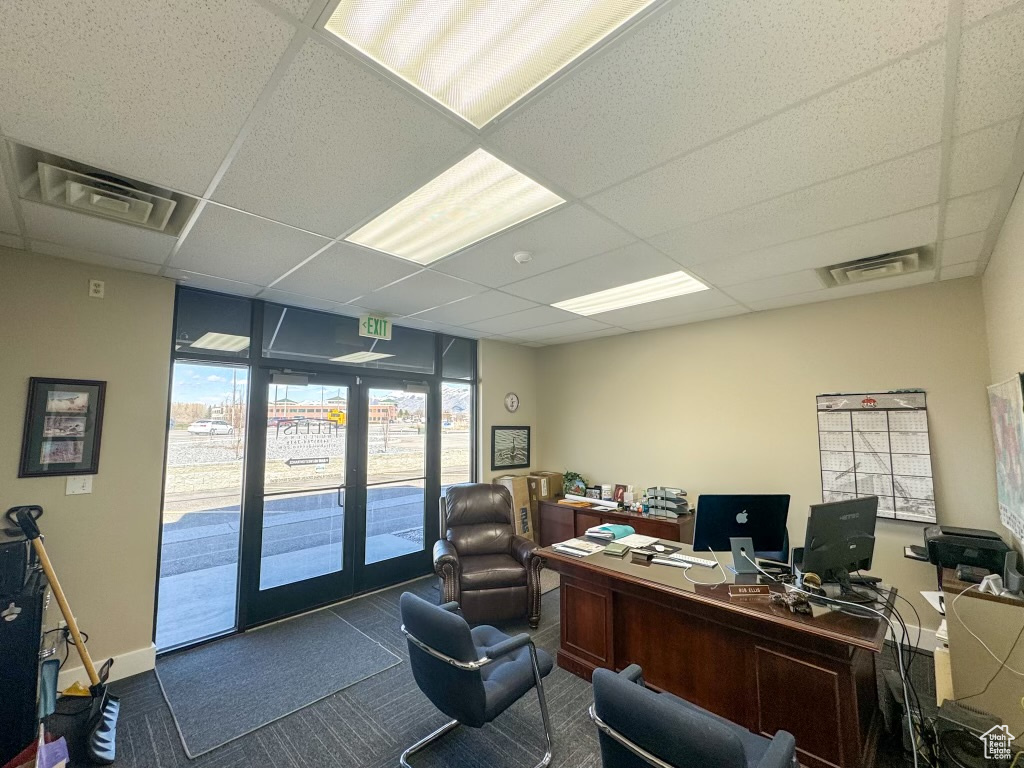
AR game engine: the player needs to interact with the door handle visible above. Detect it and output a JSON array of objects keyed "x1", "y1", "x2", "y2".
[{"x1": 337, "y1": 484, "x2": 345, "y2": 508}]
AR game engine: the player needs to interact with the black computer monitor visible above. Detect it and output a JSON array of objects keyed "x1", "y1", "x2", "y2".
[
  {"x1": 800, "y1": 496, "x2": 878, "y2": 583},
  {"x1": 692, "y1": 495, "x2": 790, "y2": 554}
]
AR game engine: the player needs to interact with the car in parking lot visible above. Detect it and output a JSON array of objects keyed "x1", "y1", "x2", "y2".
[{"x1": 188, "y1": 419, "x2": 233, "y2": 435}]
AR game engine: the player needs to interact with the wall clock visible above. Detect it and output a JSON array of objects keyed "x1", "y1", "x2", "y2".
[{"x1": 504, "y1": 392, "x2": 520, "y2": 413}]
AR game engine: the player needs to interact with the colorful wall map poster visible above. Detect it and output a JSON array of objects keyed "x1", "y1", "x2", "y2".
[
  {"x1": 816, "y1": 391, "x2": 936, "y2": 523},
  {"x1": 986, "y1": 376, "x2": 1024, "y2": 541}
]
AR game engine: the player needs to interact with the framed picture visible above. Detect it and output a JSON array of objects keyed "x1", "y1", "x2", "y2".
[
  {"x1": 491, "y1": 425, "x2": 531, "y2": 471},
  {"x1": 20, "y1": 377, "x2": 106, "y2": 477}
]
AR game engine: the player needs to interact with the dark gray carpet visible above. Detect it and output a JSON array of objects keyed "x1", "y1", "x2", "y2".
[
  {"x1": 154, "y1": 608, "x2": 400, "y2": 757},
  {"x1": 52, "y1": 578, "x2": 933, "y2": 767}
]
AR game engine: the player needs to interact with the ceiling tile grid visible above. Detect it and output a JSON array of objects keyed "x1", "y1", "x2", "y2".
[
  {"x1": 211, "y1": 37, "x2": 474, "y2": 237},
  {"x1": 410, "y1": 291, "x2": 539, "y2": 326},
  {"x1": 169, "y1": 203, "x2": 331, "y2": 286},
  {"x1": 622, "y1": 304, "x2": 751, "y2": 333},
  {"x1": 586, "y1": 46, "x2": 946, "y2": 238},
  {"x1": 940, "y1": 231, "x2": 987, "y2": 264},
  {"x1": 743, "y1": 270, "x2": 936, "y2": 311},
  {"x1": 0, "y1": 233, "x2": 24, "y2": 249},
  {"x1": 963, "y1": 0, "x2": 1023, "y2": 26},
  {"x1": 948, "y1": 116, "x2": 1022, "y2": 196},
  {"x1": 725, "y1": 270, "x2": 826, "y2": 304},
  {"x1": 490, "y1": 0, "x2": 945, "y2": 198},
  {"x1": 955, "y1": 3, "x2": 1024, "y2": 133},
  {"x1": 943, "y1": 186, "x2": 1003, "y2": 238},
  {"x1": 357, "y1": 270, "x2": 486, "y2": 316},
  {"x1": 940, "y1": 261, "x2": 981, "y2": 279},
  {"x1": 166, "y1": 269, "x2": 265, "y2": 297},
  {"x1": 271, "y1": 241, "x2": 419, "y2": 303},
  {"x1": 0, "y1": 0, "x2": 297, "y2": 195},
  {"x1": 584, "y1": 288, "x2": 739, "y2": 330},
  {"x1": 0, "y1": 162, "x2": 19, "y2": 235},
  {"x1": 512, "y1": 317, "x2": 617, "y2": 341},
  {"x1": 535, "y1": 326, "x2": 633, "y2": 347},
  {"x1": 466, "y1": 305, "x2": 582, "y2": 335}
]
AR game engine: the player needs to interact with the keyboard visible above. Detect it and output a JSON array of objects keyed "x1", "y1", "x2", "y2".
[
  {"x1": 652, "y1": 557, "x2": 691, "y2": 569},
  {"x1": 667, "y1": 553, "x2": 718, "y2": 569}
]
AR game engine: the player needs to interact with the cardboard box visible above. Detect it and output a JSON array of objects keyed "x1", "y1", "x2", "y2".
[
  {"x1": 493, "y1": 474, "x2": 534, "y2": 540},
  {"x1": 527, "y1": 471, "x2": 564, "y2": 502}
]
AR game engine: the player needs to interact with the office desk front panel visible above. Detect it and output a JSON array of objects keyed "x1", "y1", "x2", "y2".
[{"x1": 542, "y1": 547, "x2": 893, "y2": 768}]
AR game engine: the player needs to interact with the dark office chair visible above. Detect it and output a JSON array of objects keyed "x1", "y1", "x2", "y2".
[
  {"x1": 590, "y1": 665, "x2": 798, "y2": 768},
  {"x1": 434, "y1": 483, "x2": 543, "y2": 628},
  {"x1": 399, "y1": 592, "x2": 554, "y2": 768}
]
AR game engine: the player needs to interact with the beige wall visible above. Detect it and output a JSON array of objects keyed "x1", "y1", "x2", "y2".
[
  {"x1": 983, "y1": 181, "x2": 1024, "y2": 554},
  {"x1": 536, "y1": 279, "x2": 997, "y2": 629},
  {"x1": 0, "y1": 247, "x2": 174, "y2": 670},
  {"x1": 478, "y1": 339, "x2": 541, "y2": 479}
]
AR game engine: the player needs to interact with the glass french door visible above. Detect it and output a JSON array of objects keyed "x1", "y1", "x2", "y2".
[{"x1": 241, "y1": 373, "x2": 433, "y2": 627}]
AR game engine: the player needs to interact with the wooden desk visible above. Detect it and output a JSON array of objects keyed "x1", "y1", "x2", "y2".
[
  {"x1": 542, "y1": 545, "x2": 894, "y2": 768},
  {"x1": 537, "y1": 499, "x2": 694, "y2": 547}
]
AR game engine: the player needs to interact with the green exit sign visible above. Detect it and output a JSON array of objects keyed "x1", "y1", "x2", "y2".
[{"x1": 359, "y1": 314, "x2": 392, "y2": 340}]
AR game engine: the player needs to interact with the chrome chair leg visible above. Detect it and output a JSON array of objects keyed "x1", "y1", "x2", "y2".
[
  {"x1": 399, "y1": 719, "x2": 460, "y2": 768},
  {"x1": 529, "y1": 644, "x2": 554, "y2": 768}
]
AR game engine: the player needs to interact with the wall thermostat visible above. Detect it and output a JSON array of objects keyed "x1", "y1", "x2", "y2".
[{"x1": 504, "y1": 392, "x2": 520, "y2": 413}]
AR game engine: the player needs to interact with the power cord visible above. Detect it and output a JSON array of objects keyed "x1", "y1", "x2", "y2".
[
  {"x1": 682, "y1": 546, "x2": 728, "y2": 586},
  {"x1": 950, "y1": 584, "x2": 1024, "y2": 677}
]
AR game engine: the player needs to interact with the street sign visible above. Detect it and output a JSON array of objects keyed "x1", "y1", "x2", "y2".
[
  {"x1": 327, "y1": 409, "x2": 346, "y2": 425},
  {"x1": 285, "y1": 457, "x2": 329, "y2": 467},
  {"x1": 359, "y1": 314, "x2": 392, "y2": 340}
]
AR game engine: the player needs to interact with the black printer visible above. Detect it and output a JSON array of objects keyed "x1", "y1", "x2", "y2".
[{"x1": 923, "y1": 525, "x2": 1010, "y2": 573}]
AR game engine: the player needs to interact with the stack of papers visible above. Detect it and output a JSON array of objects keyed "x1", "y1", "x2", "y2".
[
  {"x1": 585, "y1": 524, "x2": 636, "y2": 540},
  {"x1": 616, "y1": 533, "x2": 659, "y2": 548},
  {"x1": 553, "y1": 538, "x2": 606, "y2": 557}
]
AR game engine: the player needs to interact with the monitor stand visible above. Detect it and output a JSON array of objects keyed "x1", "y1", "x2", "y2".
[{"x1": 730, "y1": 537, "x2": 758, "y2": 574}]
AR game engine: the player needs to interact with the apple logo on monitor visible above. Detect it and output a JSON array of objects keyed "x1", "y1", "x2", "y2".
[{"x1": 736, "y1": 510, "x2": 749, "y2": 524}]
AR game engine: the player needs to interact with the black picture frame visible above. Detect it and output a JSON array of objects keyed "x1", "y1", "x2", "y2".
[
  {"x1": 19, "y1": 377, "x2": 107, "y2": 478},
  {"x1": 491, "y1": 425, "x2": 531, "y2": 471}
]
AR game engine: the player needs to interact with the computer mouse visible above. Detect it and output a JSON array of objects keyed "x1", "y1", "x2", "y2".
[{"x1": 653, "y1": 544, "x2": 666, "y2": 552}]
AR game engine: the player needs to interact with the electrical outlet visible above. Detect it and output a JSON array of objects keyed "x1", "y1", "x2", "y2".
[
  {"x1": 66, "y1": 475, "x2": 93, "y2": 495},
  {"x1": 89, "y1": 279, "x2": 105, "y2": 298}
]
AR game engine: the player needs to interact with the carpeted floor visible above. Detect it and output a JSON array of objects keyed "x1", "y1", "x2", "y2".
[{"x1": 53, "y1": 577, "x2": 933, "y2": 767}]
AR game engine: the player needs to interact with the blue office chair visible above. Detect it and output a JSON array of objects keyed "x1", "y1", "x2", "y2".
[
  {"x1": 399, "y1": 592, "x2": 555, "y2": 768},
  {"x1": 590, "y1": 665, "x2": 798, "y2": 768}
]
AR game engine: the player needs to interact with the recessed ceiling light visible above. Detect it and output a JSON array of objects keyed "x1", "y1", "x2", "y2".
[
  {"x1": 330, "y1": 351, "x2": 395, "y2": 363},
  {"x1": 324, "y1": 1, "x2": 659, "y2": 128},
  {"x1": 345, "y1": 149, "x2": 563, "y2": 265},
  {"x1": 191, "y1": 332, "x2": 250, "y2": 352},
  {"x1": 553, "y1": 271, "x2": 710, "y2": 316}
]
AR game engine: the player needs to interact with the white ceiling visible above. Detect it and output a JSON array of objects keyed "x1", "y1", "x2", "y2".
[{"x1": 0, "y1": 0, "x2": 1022, "y2": 347}]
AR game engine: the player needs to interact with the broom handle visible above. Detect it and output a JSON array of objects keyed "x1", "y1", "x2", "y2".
[{"x1": 30, "y1": 537, "x2": 100, "y2": 686}]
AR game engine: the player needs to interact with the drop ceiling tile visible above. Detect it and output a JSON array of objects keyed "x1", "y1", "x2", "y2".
[
  {"x1": 940, "y1": 261, "x2": 980, "y2": 280},
  {"x1": 359, "y1": 271, "x2": 486, "y2": 316},
  {"x1": 744, "y1": 271, "x2": 935, "y2": 311},
  {"x1": 587, "y1": 47, "x2": 945, "y2": 237},
  {"x1": 268, "y1": 0, "x2": 315, "y2": 20},
  {"x1": 21, "y1": 201, "x2": 176, "y2": 264},
  {"x1": 431, "y1": 205, "x2": 635, "y2": 287},
  {"x1": 467, "y1": 306, "x2": 580, "y2": 335},
  {"x1": 30, "y1": 240, "x2": 161, "y2": 274},
  {"x1": 0, "y1": 233, "x2": 24, "y2": 249},
  {"x1": 258, "y1": 288, "x2": 356, "y2": 316},
  {"x1": 491, "y1": 0, "x2": 945, "y2": 197},
  {"x1": 588, "y1": 289, "x2": 737, "y2": 329},
  {"x1": 688, "y1": 207, "x2": 939, "y2": 286},
  {"x1": 501, "y1": 242, "x2": 680, "y2": 305},
  {"x1": 514, "y1": 318, "x2": 616, "y2": 341},
  {"x1": 949, "y1": 118, "x2": 1021, "y2": 197},
  {"x1": 273, "y1": 241, "x2": 419, "y2": 303},
  {"x1": 412, "y1": 291, "x2": 539, "y2": 325},
  {"x1": 0, "y1": 162, "x2": 19, "y2": 235},
  {"x1": 726, "y1": 271, "x2": 826, "y2": 303},
  {"x1": 166, "y1": 269, "x2": 264, "y2": 297},
  {"x1": 213, "y1": 37, "x2": 473, "y2": 237},
  {"x1": 941, "y1": 232, "x2": 986, "y2": 265},
  {"x1": 0, "y1": 1, "x2": 295, "y2": 195},
  {"x1": 170, "y1": 204, "x2": 330, "y2": 286},
  {"x1": 623, "y1": 305, "x2": 750, "y2": 332},
  {"x1": 542, "y1": 327, "x2": 632, "y2": 346},
  {"x1": 955, "y1": 4, "x2": 1024, "y2": 133},
  {"x1": 963, "y1": 0, "x2": 1021, "y2": 25},
  {"x1": 944, "y1": 187, "x2": 1002, "y2": 238},
  {"x1": 651, "y1": 148, "x2": 941, "y2": 265}
]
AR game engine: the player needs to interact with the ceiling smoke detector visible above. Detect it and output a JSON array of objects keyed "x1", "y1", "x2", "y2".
[
  {"x1": 818, "y1": 247, "x2": 933, "y2": 287},
  {"x1": 513, "y1": 251, "x2": 533, "y2": 264}
]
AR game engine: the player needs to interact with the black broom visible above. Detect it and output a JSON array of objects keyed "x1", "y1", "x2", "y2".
[{"x1": 12, "y1": 506, "x2": 120, "y2": 765}]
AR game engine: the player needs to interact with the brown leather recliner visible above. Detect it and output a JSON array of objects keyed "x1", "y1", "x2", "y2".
[{"x1": 433, "y1": 483, "x2": 543, "y2": 628}]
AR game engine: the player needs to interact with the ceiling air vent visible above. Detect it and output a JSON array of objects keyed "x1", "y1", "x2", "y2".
[
  {"x1": 8, "y1": 141, "x2": 199, "y2": 237},
  {"x1": 817, "y1": 246, "x2": 934, "y2": 288}
]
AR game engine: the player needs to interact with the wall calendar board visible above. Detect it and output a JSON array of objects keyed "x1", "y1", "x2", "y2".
[
  {"x1": 816, "y1": 391, "x2": 936, "y2": 523},
  {"x1": 986, "y1": 375, "x2": 1024, "y2": 542}
]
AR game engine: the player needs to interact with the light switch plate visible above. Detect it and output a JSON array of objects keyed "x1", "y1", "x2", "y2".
[{"x1": 66, "y1": 475, "x2": 93, "y2": 495}]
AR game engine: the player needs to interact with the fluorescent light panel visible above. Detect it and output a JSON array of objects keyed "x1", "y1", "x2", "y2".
[
  {"x1": 346, "y1": 149, "x2": 563, "y2": 264},
  {"x1": 191, "y1": 332, "x2": 250, "y2": 351},
  {"x1": 325, "y1": 1, "x2": 659, "y2": 128},
  {"x1": 330, "y1": 351, "x2": 395, "y2": 363},
  {"x1": 553, "y1": 271, "x2": 709, "y2": 316}
]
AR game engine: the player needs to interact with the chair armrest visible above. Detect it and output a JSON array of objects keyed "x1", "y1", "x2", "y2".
[
  {"x1": 433, "y1": 539, "x2": 460, "y2": 571},
  {"x1": 439, "y1": 601, "x2": 460, "y2": 613},
  {"x1": 482, "y1": 632, "x2": 532, "y2": 660},
  {"x1": 511, "y1": 535, "x2": 539, "y2": 566},
  {"x1": 618, "y1": 664, "x2": 645, "y2": 686},
  {"x1": 757, "y1": 731, "x2": 797, "y2": 768}
]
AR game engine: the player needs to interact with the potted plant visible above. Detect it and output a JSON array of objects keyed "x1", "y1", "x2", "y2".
[{"x1": 563, "y1": 471, "x2": 587, "y2": 496}]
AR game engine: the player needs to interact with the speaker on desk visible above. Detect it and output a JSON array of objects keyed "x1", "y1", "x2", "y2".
[{"x1": 0, "y1": 571, "x2": 48, "y2": 765}]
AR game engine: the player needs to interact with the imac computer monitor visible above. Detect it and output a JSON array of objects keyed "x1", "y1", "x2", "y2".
[
  {"x1": 692, "y1": 495, "x2": 790, "y2": 555},
  {"x1": 800, "y1": 496, "x2": 878, "y2": 583}
]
